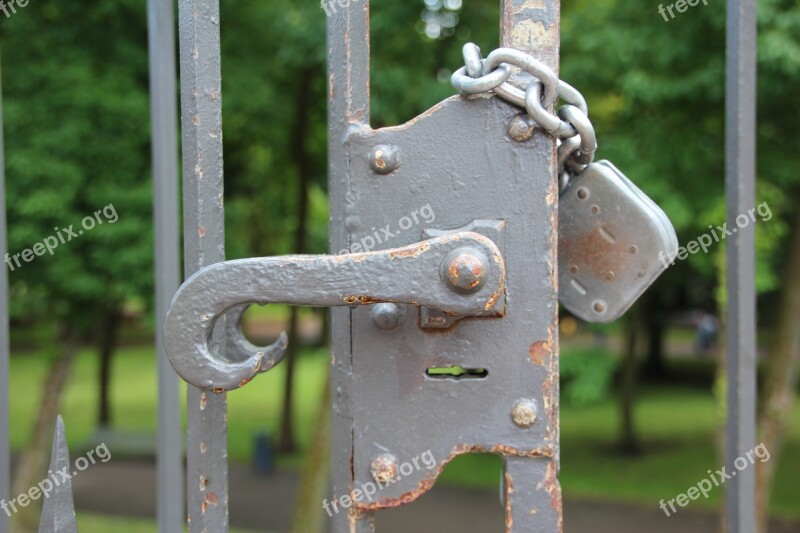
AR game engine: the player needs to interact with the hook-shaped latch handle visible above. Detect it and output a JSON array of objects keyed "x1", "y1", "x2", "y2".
[{"x1": 164, "y1": 231, "x2": 505, "y2": 392}]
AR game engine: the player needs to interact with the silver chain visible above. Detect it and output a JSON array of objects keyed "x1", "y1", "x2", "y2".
[{"x1": 451, "y1": 43, "x2": 597, "y2": 191}]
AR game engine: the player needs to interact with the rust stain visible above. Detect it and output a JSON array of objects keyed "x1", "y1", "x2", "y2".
[
  {"x1": 212, "y1": 387, "x2": 224, "y2": 394},
  {"x1": 342, "y1": 295, "x2": 382, "y2": 305},
  {"x1": 205, "y1": 492, "x2": 219, "y2": 505},
  {"x1": 529, "y1": 340, "x2": 550, "y2": 366},
  {"x1": 198, "y1": 227, "x2": 206, "y2": 238},
  {"x1": 448, "y1": 261, "x2": 459, "y2": 282},
  {"x1": 541, "y1": 321, "x2": 560, "y2": 446},
  {"x1": 374, "y1": 149, "x2": 387, "y2": 170},
  {"x1": 545, "y1": 187, "x2": 557, "y2": 206},
  {"x1": 484, "y1": 251, "x2": 506, "y2": 311},
  {"x1": 544, "y1": 459, "x2": 564, "y2": 527},
  {"x1": 389, "y1": 241, "x2": 431, "y2": 259},
  {"x1": 560, "y1": 224, "x2": 629, "y2": 282},
  {"x1": 505, "y1": 471, "x2": 514, "y2": 530}
]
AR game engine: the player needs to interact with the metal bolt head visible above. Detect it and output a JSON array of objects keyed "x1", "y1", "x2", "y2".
[
  {"x1": 372, "y1": 303, "x2": 401, "y2": 331},
  {"x1": 370, "y1": 145, "x2": 400, "y2": 175},
  {"x1": 511, "y1": 398, "x2": 538, "y2": 428},
  {"x1": 508, "y1": 114, "x2": 536, "y2": 142},
  {"x1": 370, "y1": 453, "x2": 398, "y2": 484},
  {"x1": 442, "y1": 248, "x2": 488, "y2": 292}
]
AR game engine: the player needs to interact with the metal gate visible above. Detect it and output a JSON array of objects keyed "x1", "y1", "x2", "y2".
[{"x1": 0, "y1": 0, "x2": 758, "y2": 531}]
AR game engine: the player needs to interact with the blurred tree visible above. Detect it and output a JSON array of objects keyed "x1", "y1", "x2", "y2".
[
  {"x1": 560, "y1": 0, "x2": 798, "y2": 528},
  {"x1": 0, "y1": 1, "x2": 152, "y2": 529}
]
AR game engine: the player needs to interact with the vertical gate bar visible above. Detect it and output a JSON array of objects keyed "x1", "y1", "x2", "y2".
[
  {"x1": 328, "y1": 1, "x2": 371, "y2": 531},
  {"x1": 0, "y1": 53, "x2": 9, "y2": 533},
  {"x1": 724, "y1": 0, "x2": 757, "y2": 530},
  {"x1": 500, "y1": 1, "x2": 563, "y2": 531},
  {"x1": 178, "y1": 0, "x2": 229, "y2": 531},
  {"x1": 147, "y1": 0, "x2": 184, "y2": 531}
]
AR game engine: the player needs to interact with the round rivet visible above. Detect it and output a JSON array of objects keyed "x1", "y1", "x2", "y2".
[
  {"x1": 577, "y1": 188, "x2": 589, "y2": 200},
  {"x1": 372, "y1": 303, "x2": 401, "y2": 331},
  {"x1": 442, "y1": 248, "x2": 489, "y2": 292},
  {"x1": 512, "y1": 399, "x2": 538, "y2": 428},
  {"x1": 370, "y1": 145, "x2": 400, "y2": 175},
  {"x1": 370, "y1": 453, "x2": 398, "y2": 484},
  {"x1": 508, "y1": 114, "x2": 536, "y2": 142},
  {"x1": 593, "y1": 301, "x2": 607, "y2": 314}
]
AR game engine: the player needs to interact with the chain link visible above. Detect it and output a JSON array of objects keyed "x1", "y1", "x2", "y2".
[{"x1": 451, "y1": 43, "x2": 597, "y2": 190}]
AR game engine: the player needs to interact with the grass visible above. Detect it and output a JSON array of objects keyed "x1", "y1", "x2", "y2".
[
  {"x1": 76, "y1": 513, "x2": 262, "y2": 532},
  {"x1": 9, "y1": 345, "x2": 329, "y2": 465},
  {"x1": 10, "y1": 344, "x2": 800, "y2": 521}
]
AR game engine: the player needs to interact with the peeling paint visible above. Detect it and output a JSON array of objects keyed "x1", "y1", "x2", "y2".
[
  {"x1": 355, "y1": 444, "x2": 554, "y2": 513},
  {"x1": 505, "y1": 471, "x2": 514, "y2": 530}
]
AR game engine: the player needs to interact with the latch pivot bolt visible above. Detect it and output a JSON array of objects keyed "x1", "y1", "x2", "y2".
[{"x1": 443, "y1": 248, "x2": 489, "y2": 292}]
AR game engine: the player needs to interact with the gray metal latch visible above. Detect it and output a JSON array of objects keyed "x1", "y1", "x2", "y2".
[{"x1": 163, "y1": 232, "x2": 505, "y2": 391}]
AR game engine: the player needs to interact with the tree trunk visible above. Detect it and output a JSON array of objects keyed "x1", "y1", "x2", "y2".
[
  {"x1": 278, "y1": 68, "x2": 314, "y2": 454},
  {"x1": 644, "y1": 292, "x2": 667, "y2": 379},
  {"x1": 97, "y1": 306, "x2": 122, "y2": 427},
  {"x1": 279, "y1": 307, "x2": 300, "y2": 453},
  {"x1": 619, "y1": 313, "x2": 641, "y2": 454},
  {"x1": 10, "y1": 327, "x2": 80, "y2": 532},
  {"x1": 756, "y1": 208, "x2": 800, "y2": 533}
]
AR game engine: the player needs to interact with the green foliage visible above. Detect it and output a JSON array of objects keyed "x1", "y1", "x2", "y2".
[
  {"x1": 1, "y1": 1, "x2": 152, "y2": 329},
  {"x1": 561, "y1": 0, "x2": 800, "y2": 306},
  {"x1": 560, "y1": 347, "x2": 617, "y2": 406}
]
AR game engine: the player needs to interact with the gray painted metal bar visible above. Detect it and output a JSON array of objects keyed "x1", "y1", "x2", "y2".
[
  {"x1": 0, "y1": 53, "x2": 9, "y2": 533},
  {"x1": 178, "y1": 0, "x2": 229, "y2": 530},
  {"x1": 147, "y1": 0, "x2": 184, "y2": 531},
  {"x1": 327, "y1": 1, "x2": 371, "y2": 531},
  {"x1": 725, "y1": 0, "x2": 757, "y2": 530}
]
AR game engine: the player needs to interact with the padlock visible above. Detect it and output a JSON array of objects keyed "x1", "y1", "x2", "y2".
[{"x1": 559, "y1": 160, "x2": 678, "y2": 323}]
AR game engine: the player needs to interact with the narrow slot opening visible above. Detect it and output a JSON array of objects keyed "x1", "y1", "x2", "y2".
[{"x1": 425, "y1": 366, "x2": 488, "y2": 380}]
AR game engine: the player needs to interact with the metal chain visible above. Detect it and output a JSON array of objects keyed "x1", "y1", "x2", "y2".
[{"x1": 452, "y1": 43, "x2": 597, "y2": 191}]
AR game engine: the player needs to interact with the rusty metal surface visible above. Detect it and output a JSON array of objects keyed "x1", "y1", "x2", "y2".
[
  {"x1": 37, "y1": 417, "x2": 77, "y2": 533},
  {"x1": 344, "y1": 95, "x2": 560, "y2": 531},
  {"x1": 327, "y1": 2, "x2": 561, "y2": 532}
]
